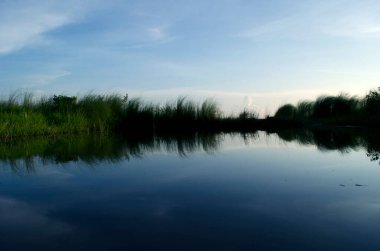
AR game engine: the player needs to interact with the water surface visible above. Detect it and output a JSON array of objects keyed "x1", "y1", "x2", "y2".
[{"x1": 1, "y1": 130, "x2": 380, "y2": 250}]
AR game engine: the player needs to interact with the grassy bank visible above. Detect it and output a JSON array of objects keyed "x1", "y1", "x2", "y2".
[
  {"x1": 2, "y1": 87, "x2": 380, "y2": 138},
  {"x1": 0, "y1": 93, "x2": 270, "y2": 138},
  {"x1": 0, "y1": 94, "x2": 123, "y2": 138}
]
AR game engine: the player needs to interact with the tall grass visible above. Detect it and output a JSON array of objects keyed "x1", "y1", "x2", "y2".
[
  {"x1": 311, "y1": 94, "x2": 360, "y2": 118},
  {"x1": 156, "y1": 97, "x2": 220, "y2": 122},
  {"x1": 0, "y1": 93, "x2": 127, "y2": 138},
  {"x1": 295, "y1": 101, "x2": 314, "y2": 119},
  {"x1": 3, "y1": 87, "x2": 379, "y2": 139},
  {"x1": 151, "y1": 97, "x2": 222, "y2": 132},
  {"x1": 0, "y1": 93, "x2": 249, "y2": 138}
]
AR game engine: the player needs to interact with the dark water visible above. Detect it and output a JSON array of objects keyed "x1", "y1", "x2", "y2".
[{"x1": 1, "y1": 130, "x2": 380, "y2": 250}]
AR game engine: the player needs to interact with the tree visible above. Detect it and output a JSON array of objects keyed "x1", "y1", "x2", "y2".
[{"x1": 364, "y1": 87, "x2": 380, "y2": 116}]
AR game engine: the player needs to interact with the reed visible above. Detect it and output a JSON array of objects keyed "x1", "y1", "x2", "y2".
[{"x1": 0, "y1": 93, "x2": 242, "y2": 137}]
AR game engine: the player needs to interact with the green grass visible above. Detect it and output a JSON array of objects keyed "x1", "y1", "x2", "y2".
[{"x1": 0, "y1": 93, "x2": 126, "y2": 138}]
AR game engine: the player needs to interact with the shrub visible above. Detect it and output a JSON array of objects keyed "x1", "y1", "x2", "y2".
[{"x1": 275, "y1": 104, "x2": 297, "y2": 119}]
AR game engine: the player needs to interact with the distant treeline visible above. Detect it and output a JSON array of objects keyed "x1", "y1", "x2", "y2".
[{"x1": 274, "y1": 87, "x2": 380, "y2": 126}]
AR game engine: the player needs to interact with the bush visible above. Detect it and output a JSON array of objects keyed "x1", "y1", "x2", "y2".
[
  {"x1": 274, "y1": 104, "x2": 297, "y2": 119},
  {"x1": 364, "y1": 87, "x2": 380, "y2": 117}
]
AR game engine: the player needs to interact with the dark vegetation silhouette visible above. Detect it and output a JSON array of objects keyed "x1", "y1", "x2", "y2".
[
  {"x1": 364, "y1": 87, "x2": 380, "y2": 116},
  {"x1": 274, "y1": 88, "x2": 380, "y2": 127},
  {"x1": 274, "y1": 104, "x2": 297, "y2": 119},
  {"x1": 275, "y1": 94, "x2": 362, "y2": 120},
  {"x1": 0, "y1": 93, "x2": 282, "y2": 138}
]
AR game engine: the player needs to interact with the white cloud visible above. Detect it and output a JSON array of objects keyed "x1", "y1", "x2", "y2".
[
  {"x1": 0, "y1": 0, "x2": 98, "y2": 55},
  {"x1": 148, "y1": 27, "x2": 166, "y2": 40},
  {"x1": 0, "y1": 14, "x2": 71, "y2": 54}
]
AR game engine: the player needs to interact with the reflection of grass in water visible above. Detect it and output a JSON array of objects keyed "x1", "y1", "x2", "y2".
[
  {"x1": 0, "y1": 135, "x2": 129, "y2": 171},
  {"x1": 275, "y1": 128, "x2": 363, "y2": 152},
  {"x1": 0, "y1": 132, "x2": 225, "y2": 172},
  {"x1": 4, "y1": 128, "x2": 380, "y2": 172},
  {"x1": 274, "y1": 128, "x2": 380, "y2": 164},
  {"x1": 158, "y1": 132, "x2": 223, "y2": 157}
]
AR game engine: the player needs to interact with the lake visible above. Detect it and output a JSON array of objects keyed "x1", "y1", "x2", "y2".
[{"x1": 1, "y1": 130, "x2": 380, "y2": 250}]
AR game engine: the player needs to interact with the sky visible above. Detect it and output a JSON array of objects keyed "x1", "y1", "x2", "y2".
[{"x1": 1, "y1": 0, "x2": 380, "y2": 115}]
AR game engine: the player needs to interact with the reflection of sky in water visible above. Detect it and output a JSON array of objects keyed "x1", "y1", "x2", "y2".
[{"x1": 0, "y1": 133, "x2": 380, "y2": 250}]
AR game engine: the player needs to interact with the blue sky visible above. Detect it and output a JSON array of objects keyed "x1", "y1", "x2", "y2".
[{"x1": 1, "y1": 0, "x2": 380, "y2": 114}]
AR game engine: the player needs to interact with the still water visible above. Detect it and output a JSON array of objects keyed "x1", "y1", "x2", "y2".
[{"x1": 1, "y1": 130, "x2": 380, "y2": 250}]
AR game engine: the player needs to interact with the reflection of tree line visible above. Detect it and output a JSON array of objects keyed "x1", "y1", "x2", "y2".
[
  {"x1": 273, "y1": 128, "x2": 380, "y2": 164},
  {"x1": 0, "y1": 133, "x2": 223, "y2": 172}
]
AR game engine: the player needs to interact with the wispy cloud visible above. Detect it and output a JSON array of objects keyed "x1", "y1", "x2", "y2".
[
  {"x1": 94, "y1": 24, "x2": 175, "y2": 50},
  {"x1": 0, "y1": 15, "x2": 71, "y2": 54},
  {"x1": 0, "y1": 196, "x2": 72, "y2": 236},
  {"x1": 238, "y1": 1, "x2": 380, "y2": 40},
  {"x1": 0, "y1": 0, "x2": 97, "y2": 55},
  {"x1": 238, "y1": 18, "x2": 294, "y2": 39},
  {"x1": 26, "y1": 70, "x2": 71, "y2": 87},
  {"x1": 147, "y1": 27, "x2": 166, "y2": 40},
  {"x1": 140, "y1": 26, "x2": 175, "y2": 45}
]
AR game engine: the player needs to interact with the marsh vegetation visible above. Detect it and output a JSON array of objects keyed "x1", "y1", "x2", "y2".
[{"x1": 0, "y1": 93, "x2": 263, "y2": 138}]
